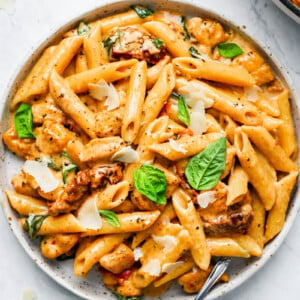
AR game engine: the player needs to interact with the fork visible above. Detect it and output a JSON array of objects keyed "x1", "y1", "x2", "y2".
[{"x1": 194, "y1": 257, "x2": 232, "y2": 300}]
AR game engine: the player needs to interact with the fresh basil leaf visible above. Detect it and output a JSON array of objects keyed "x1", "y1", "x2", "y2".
[
  {"x1": 217, "y1": 42, "x2": 243, "y2": 58},
  {"x1": 153, "y1": 38, "x2": 163, "y2": 49},
  {"x1": 77, "y1": 21, "x2": 91, "y2": 36},
  {"x1": 60, "y1": 152, "x2": 70, "y2": 158},
  {"x1": 103, "y1": 29, "x2": 122, "y2": 56},
  {"x1": 133, "y1": 165, "x2": 167, "y2": 205},
  {"x1": 189, "y1": 46, "x2": 203, "y2": 59},
  {"x1": 185, "y1": 137, "x2": 227, "y2": 190},
  {"x1": 181, "y1": 16, "x2": 190, "y2": 40},
  {"x1": 131, "y1": 5, "x2": 154, "y2": 18},
  {"x1": 47, "y1": 161, "x2": 60, "y2": 171},
  {"x1": 62, "y1": 163, "x2": 77, "y2": 185},
  {"x1": 99, "y1": 210, "x2": 120, "y2": 227},
  {"x1": 177, "y1": 95, "x2": 190, "y2": 126},
  {"x1": 24, "y1": 214, "x2": 48, "y2": 240},
  {"x1": 14, "y1": 103, "x2": 36, "y2": 139},
  {"x1": 113, "y1": 291, "x2": 142, "y2": 300}
]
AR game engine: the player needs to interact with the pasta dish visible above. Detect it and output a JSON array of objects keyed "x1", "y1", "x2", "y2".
[{"x1": 2, "y1": 5, "x2": 298, "y2": 299}]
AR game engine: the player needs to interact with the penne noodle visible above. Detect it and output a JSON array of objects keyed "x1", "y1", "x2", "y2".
[
  {"x1": 139, "y1": 64, "x2": 175, "y2": 138},
  {"x1": 227, "y1": 165, "x2": 249, "y2": 206},
  {"x1": 148, "y1": 132, "x2": 224, "y2": 161},
  {"x1": 147, "y1": 55, "x2": 171, "y2": 89},
  {"x1": 206, "y1": 237, "x2": 250, "y2": 258},
  {"x1": 66, "y1": 59, "x2": 137, "y2": 93},
  {"x1": 49, "y1": 70, "x2": 96, "y2": 138},
  {"x1": 84, "y1": 22, "x2": 108, "y2": 68},
  {"x1": 143, "y1": 21, "x2": 191, "y2": 57},
  {"x1": 79, "y1": 136, "x2": 124, "y2": 162},
  {"x1": 74, "y1": 233, "x2": 130, "y2": 277},
  {"x1": 173, "y1": 57, "x2": 255, "y2": 87},
  {"x1": 234, "y1": 129, "x2": 276, "y2": 211},
  {"x1": 172, "y1": 189, "x2": 210, "y2": 270},
  {"x1": 83, "y1": 210, "x2": 161, "y2": 236},
  {"x1": 75, "y1": 47, "x2": 88, "y2": 73},
  {"x1": 241, "y1": 126, "x2": 298, "y2": 172},
  {"x1": 265, "y1": 171, "x2": 298, "y2": 243},
  {"x1": 248, "y1": 191, "x2": 266, "y2": 249},
  {"x1": 232, "y1": 234, "x2": 262, "y2": 257},
  {"x1": 276, "y1": 90, "x2": 298, "y2": 158},
  {"x1": 5, "y1": 190, "x2": 48, "y2": 215},
  {"x1": 121, "y1": 61, "x2": 147, "y2": 143}
]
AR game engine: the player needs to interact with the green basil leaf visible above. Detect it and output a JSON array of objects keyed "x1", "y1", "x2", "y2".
[
  {"x1": 133, "y1": 165, "x2": 167, "y2": 205},
  {"x1": 103, "y1": 29, "x2": 122, "y2": 56},
  {"x1": 189, "y1": 46, "x2": 203, "y2": 59},
  {"x1": 60, "y1": 152, "x2": 70, "y2": 158},
  {"x1": 131, "y1": 5, "x2": 154, "y2": 18},
  {"x1": 77, "y1": 21, "x2": 91, "y2": 36},
  {"x1": 99, "y1": 210, "x2": 120, "y2": 227},
  {"x1": 47, "y1": 161, "x2": 60, "y2": 171},
  {"x1": 153, "y1": 38, "x2": 163, "y2": 49},
  {"x1": 62, "y1": 163, "x2": 77, "y2": 185},
  {"x1": 113, "y1": 291, "x2": 142, "y2": 300},
  {"x1": 217, "y1": 42, "x2": 243, "y2": 58},
  {"x1": 177, "y1": 95, "x2": 190, "y2": 126},
  {"x1": 181, "y1": 16, "x2": 190, "y2": 40},
  {"x1": 24, "y1": 214, "x2": 48, "y2": 239},
  {"x1": 14, "y1": 103, "x2": 36, "y2": 139},
  {"x1": 185, "y1": 137, "x2": 227, "y2": 190}
]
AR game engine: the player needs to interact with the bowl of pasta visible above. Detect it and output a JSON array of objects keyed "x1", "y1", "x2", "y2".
[{"x1": 1, "y1": 1, "x2": 299, "y2": 300}]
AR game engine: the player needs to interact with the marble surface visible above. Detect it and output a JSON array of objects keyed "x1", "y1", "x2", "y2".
[{"x1": 0, "y1": 0, "x2": 299, "y2": 299}]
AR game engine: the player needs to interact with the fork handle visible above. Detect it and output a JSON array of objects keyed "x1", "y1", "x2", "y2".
[{"x1": 194, "y1": 258, "x2": 231, "y2": 300}]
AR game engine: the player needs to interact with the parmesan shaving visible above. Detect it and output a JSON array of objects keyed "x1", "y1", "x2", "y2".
[
  {"x1": 152, "y1": 235, "x2": 177, "y2": 252},
  {"x1": 177, "y1": 78, "x2": 214, "y2": 108},
  {"x1": 197, "y1": 191, "x2": 217, "y2": 208},
  {"x1": 142, "y1": 259, "x2": 161, "y2": 276},
  {"x1": 23, "y1": 160, "x2": 60, "y2": 193},
  {"x1": 244, "y1": 85, "x2": 262, "y2": 102},
  {"x1": 111, "y1": 146, "x2": 139, "y2": 163},
  {"x1": 162, "y1": 261, "x2": 184, "y2": 273},
  {"x1": 169, "y1": 138, "x2": 187, "y2": 154},
  {"x1": 133, "y1": 247, "x2": 143, "y2": 261},
  {"x1": 161, "y1": 11, "x2": 182, "y2": 25},
  {"x1": 77, "y1": 194, "x2": 102, "y2": 230},
  {"x1": 88, "y1": 79, "x2": 120, "y2": 111},
  {"x1": 190, "y1": 101, "x2": 207, "y2": 135}
]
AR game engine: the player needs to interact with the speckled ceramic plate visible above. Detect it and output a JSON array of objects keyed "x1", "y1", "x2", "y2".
[
  {"x1": 272, "y1": 0, "x2": 300, "y2": 23},
  {"x1": 1, "y1": 1, "x2": 299, "y2": 299}
]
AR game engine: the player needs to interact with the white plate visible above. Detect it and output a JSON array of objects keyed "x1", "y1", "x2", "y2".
[
  {"x1": 272, "y1": 0, "x2": 300, "y2": 23},
  {"x1": 1, "y1": 1, "x2": 299, "y2": 299}
]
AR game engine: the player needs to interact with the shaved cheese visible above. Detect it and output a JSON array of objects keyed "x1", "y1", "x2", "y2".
[
  {"x1": 169, "y1": 138, "x2": 187, "y2": 154},
  {"x1": 192, "y1": 267, "x2": 199, "y2": 273},
  {"x1": 152, "y1": 235, "x2": 177, "y2": 252},
  {"x1": 161, "y1": 11, "x2": 182, "y2": 25},
  {"x1": 190, "y1": 101, "x2": 206, "y2": 135},
  {"x1": 197, "y1": 191, "x2": 217, "y2": 208},
  {"x1": 111, "y1": 146, "x2": 139, "y2": 163},
  {"x1": 143, "y1": 259, "x2": 161, "y2": 276},
  {"x1": 77, "y1": 194, "x2": 102, "y2": 230},
  {"x1": 23, "y1": 160, "x2": 59, "y2": 193},
  {"x1": 177, "y1": 78, "x2": 214, "y2": 108},
  {"x1": 88, "y1": 79, "x2": 120, "y2": 111},
  {"x1": 162, "y1": 261, "x2": 184, "y2": 273},
  {"x1": 133, "y1": 247, "x2": 143, "y2": 261},
  {"x1": 244, "y1": 85, "x2": 262, "y2": 102}
]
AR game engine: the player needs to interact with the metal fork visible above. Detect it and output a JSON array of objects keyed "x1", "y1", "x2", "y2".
[{"x1": 194, "y1": 257, "x2": 232, "y2": 300}]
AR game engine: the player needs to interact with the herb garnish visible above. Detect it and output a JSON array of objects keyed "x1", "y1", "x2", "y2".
[
  {"x1": 181, "y1": 16, "x2": 190, "y2": 40},
  {"x1": 131, "y1": 5, "x2": 154, "y2": 18},
  {"x1": 133, "y1": 165, "x2": 167, "y2": 205},
  {"x1": 14, "y1": 103, "x2": 36, "y2": 139},
  {"x1": 217, "y1": 42, "x2": 243, "y2": 58},
  {"x1": 185, "y1": 137, "x2": 227, "y2": 190},
  {"x1": 24, "y1": 214, "x2": 48, "y2": 239},
  {"x1": 77, "y1": 21, "x2": 91, "y2": 36},
  {"x1": 99, "y1": 210, "x2": 120, "y2": 227}
]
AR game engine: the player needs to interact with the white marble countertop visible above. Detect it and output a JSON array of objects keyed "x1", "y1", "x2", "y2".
[{"x1": 0, "y1": 0, "x2": 299, "y2": 299}]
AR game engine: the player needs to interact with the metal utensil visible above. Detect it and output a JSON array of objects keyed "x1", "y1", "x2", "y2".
[{"x1": 194, "y1": 258, "x2": 232, "y2": 300}]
